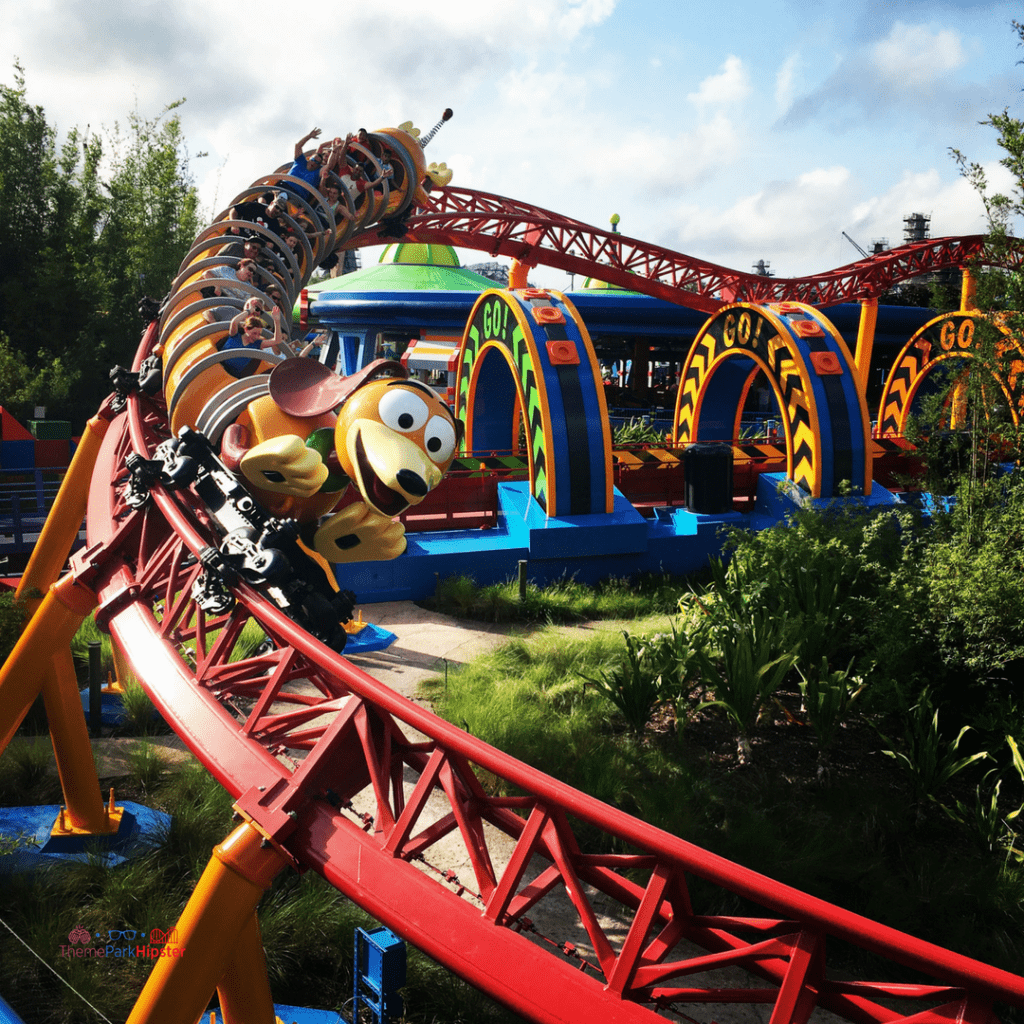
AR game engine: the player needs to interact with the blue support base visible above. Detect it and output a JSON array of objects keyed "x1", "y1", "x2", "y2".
[
  {"x1": 206, "y1": 1008, "x2": 344, "y2": 1024},
  {"x1": 892, "y1": 489, "x2": 955, "y2": 519},
  {"x1": 0, "y1": 801, "x2": 171, "y2": 872},
  {"x1": 333, "y1": 476, "x2": 905, "y2": 604},
  {"x1": 750, "y1": 472, "x2": 899, "y2": 529},
  {"x1": 0, "y1": 995, "x2": 26, "y2": 1024},
  {"x1": 78, "y1": 688, "x2": 164, "y2": 727},
  {"x1": 343, "y1": 622, "x2": 397, "y2": 654},
  {"x1": 338, "y1": 482, "x2": 767, "y2": 602},
  {"x1": 354, "y1": 926, "x2": 406, "y2": 1024}
]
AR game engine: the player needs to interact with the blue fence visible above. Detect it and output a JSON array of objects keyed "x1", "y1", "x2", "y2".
[{"x1": 0, "y1": 470, "x2": 82, "y2": 558}]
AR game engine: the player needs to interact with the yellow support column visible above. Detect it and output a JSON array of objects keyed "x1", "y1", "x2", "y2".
[
  {"x1": 0, "y1": 572, "x2": 113, "y2": 833},
  {"x1": 961, "y1": 267, "x2": 978, "y2": 312},
  {"x1": 508, "y1": 258, "x2": 531, "y2": 290},
  {"x1": 42, "y1": 646, "x2": 114, "y2": 835},
  {"x1": 0, "y1": 574, "x2": 98, "y2": 753},
  {"x1": 107, "y1": 643, "x2": 132, "y2": 694},
  {"x1": 15, "y1": 407, "x2": 112, "y2": 615},
  {"x1": 126, "y1": 822, "x2": 288, "y2": 1024},
  {"x1": 854, "y1": 298, "x2": 878, "y2": 398},
  {"x1": 216, "y1": 911, "x2": 277, "y2": 1024}
]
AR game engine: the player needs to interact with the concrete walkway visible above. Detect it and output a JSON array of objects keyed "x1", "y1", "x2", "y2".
[{"x1": 343, "y1": 600, "x2": 513, "y2": 702}]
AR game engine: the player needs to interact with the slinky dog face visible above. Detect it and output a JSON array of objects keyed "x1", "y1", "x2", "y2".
[{"x1": 335, "y1": 378, "x2": 460, "y2": 517}]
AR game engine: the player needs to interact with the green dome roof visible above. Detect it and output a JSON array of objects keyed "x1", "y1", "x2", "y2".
[
  {"x1": 379, "y1": 243, "x2": 461, "y2": 267},
  {"x1": 303, "y1": 259, "x2": 496, "y2": 296},
  {"x1": 577, "y1": 269, "x2": 642, "y2": 296}
]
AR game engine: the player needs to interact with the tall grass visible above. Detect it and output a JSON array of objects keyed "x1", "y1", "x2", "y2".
[
  {"x1": 0, "y1": 737, "x2": 60, "y2": 806},
  {"x1": 425, "y1": 572, "x2": 683, "y2": 623}
]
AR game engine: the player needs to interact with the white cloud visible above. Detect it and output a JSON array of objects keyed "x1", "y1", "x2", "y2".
[
  {"x1": 687, "y1": 56, "x2": 751, "y2": 110},
  {"x1": 660, "y1": 165, "x2": 862, "y2": 276},
  {"x1": 871, "y1": 22, "x2": 966, "y2": 89},
  {"x1": 1, "y1": 0, "x2": 1014, "y2": 288},
  {"x1": 848, "y1": 162, "x2": 1015, "y2": 241},
  {"x1": 774, "y1": 53, "x2": 799, "y2": 113},
  {"x1": 557, "y1": 0, "x2": 618, "y2": 37}
]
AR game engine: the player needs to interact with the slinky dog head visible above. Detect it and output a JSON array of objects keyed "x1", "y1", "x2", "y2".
[{"x1": 269, "y1": 359, "x2": 462, "y2": 517}]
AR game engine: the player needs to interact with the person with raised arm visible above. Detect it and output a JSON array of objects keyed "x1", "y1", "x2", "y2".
[{"x1": 221, "y1": 305, "x2": 287, "y2": 377}]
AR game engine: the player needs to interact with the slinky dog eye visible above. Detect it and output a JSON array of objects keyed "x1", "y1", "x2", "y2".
[
  {"x1": 379, "y1": 389, "x2": 429, "y2": 432},
  {"x1": 423, "y1": 416, "x2": 456, "y2": 462}
]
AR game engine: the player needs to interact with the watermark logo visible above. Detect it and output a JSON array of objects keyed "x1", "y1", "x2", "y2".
[{"x1": 59, "y1": 926, "x2": 185, "y2": 960}]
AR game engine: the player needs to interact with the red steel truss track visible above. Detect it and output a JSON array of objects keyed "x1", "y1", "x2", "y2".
[
  {"x1": 78, "y1": 323, "x2": 1024, "y2": 1024},
  {"x1": 351, "y1": 186, "x2": 1024, "y2": 313}
]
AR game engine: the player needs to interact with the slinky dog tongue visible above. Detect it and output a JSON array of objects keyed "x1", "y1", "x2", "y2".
[{"x1": 269, "y1": 358, "x2": 408, "y2": 417}]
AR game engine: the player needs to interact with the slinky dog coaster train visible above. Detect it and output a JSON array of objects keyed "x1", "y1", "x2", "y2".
[{"x1": 1, "y1": 117, "x2": 1024, "y2": 1024}]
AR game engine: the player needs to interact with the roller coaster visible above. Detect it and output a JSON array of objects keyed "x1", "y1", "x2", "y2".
[{"x1": 2, "y1": 120, "x2": 1024, "y2": 1024}]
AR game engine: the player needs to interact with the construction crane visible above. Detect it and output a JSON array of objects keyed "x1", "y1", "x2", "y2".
[{"x1": 842, "y1": 231, "x2": 872, "y2": 259}]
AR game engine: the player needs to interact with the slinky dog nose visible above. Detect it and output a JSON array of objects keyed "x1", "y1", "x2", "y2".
[{"x1": 397, "y1": 469, "x2": 428, "y2": 496}]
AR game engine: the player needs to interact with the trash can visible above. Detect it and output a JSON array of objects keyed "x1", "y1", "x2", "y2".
[{"x1": 683, "y1": 442, "x2": 733, "y2": 514}]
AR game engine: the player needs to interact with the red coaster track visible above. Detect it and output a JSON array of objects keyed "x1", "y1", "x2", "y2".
[
  {"x1": 80, "y1": 305, "x2": 1024, "y2": 1024},
  {"x1": 352, "y1": 185, "x2": 1024, "y2": 313}
]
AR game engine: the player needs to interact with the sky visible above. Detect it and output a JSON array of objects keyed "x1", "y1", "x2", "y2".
[{"x1": 3, "y1": 0, "x2": 1023, "y2": 289}]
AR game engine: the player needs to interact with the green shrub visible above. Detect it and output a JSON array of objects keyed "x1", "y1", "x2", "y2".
[
  {"x1": 117, "y1": 677, "x2": 161, "y2": 736},
  {"x1": 0, "y1": 737, "x2": 58, "y2": 805},
  {"x1": 579, "y1": 630, "x2": 669, "y2": 734},
  {"x1": 612, "y1": 417, "x2": 666, "y2": 445},
  {"x1": 426, "y1": 572, "x2": 682, "y2": 623},
  {"x1": 798, "y1": 657, "x2": 866, "y2": 775},
  {"x1": 687, "y1": 559, "x2": 799, "y2": 762},
  {"x1": 880, "y1": 693, "x2": 991, "y2": 807}
]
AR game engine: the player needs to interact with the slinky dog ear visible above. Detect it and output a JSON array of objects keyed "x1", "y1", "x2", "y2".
[{"x1": 269, "y1": 358, "x2": 408, "y2": 417}]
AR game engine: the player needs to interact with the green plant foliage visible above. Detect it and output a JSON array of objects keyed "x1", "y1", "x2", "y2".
[
  {"x1": 0, "y1": 737, "x2": 59, "y2": 806},
  {"x1": 0, "y1": 64, "x2": 201, "y2": 427},
  {"x1": 919, "y1": 471, "x2": 1024, "y2": 687},
  {"x1": 0, "y1": 330, "x2": 76, "y2": 407},
  {"x1": 124, "y1": 740, "x2": 164, "y2": 794},
  {"x1": 426, "y1": 572, "x2": 682, "y2": 623},
  {"x1": 424, "y1": 621, "x2": 1024, "y2": 983},
  {"x1": 612, "y1": 416, "x2": 666, "y2": 445},
  {"x1": 798, "y1": 657, "x2": 865, "y2": 774},
  {"x1": 116, "y1": 678, "x2": 161, "y2": 736},
  {"x1": 689, "y1": 562, "x2": 798, "y2": 763},
  {"x1": 0, "y1": 830, "x2": 38, "y2": 856},
  {"x1": 880, "y1": 694, "x2": 991, "y2": 807},
  {"x1": 578, "y1": 630, "x2": 668, "y2": 734}
]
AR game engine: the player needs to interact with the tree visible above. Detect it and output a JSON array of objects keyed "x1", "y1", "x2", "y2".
[
  {"x1": 939, "y1": 22, "x2": 1024, "y2": 476},
  {"x1": 0, "y1": 63, "x2": 102, "y2": 412},
  {"x1": 0, "y1": 65, "x2": 202, "y2": 426},
  {"x1": 73, "y1": 101, "x2": 201, "y2": 419}
]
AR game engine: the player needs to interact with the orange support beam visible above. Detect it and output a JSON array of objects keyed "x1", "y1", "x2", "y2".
[
  {"x1": 0, "y1": 573, "x2": 115, "y2": 833},
  {"x1": 854, "y1": 298, "x2": 878, "y2": 397},
  {"x1": 216, "y1": 912, "x2": 277, "y2": 1024},
  {"x1": 126, "y1": 821, "x2": 288, "y2": 1024},
  {"x1": 961, "y1": 266, "x2": 978, "y2": 312},
  {"x1": 15, "y1": 406, "x2": 112, "y2": 614}
]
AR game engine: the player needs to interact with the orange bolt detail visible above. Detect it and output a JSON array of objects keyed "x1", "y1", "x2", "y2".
[
  {"x1": 810, "y1": 351, "x2": 842, "y2": 375},
  {"x1": 791, "y1": 320, "x2": 825, "y2": 338},
  {"x1": 532, "y1": 306, "x2": 565, "y2": 325},
  {"x1": 547, "y1": 340, "x2": 580, "y2": 365}
]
